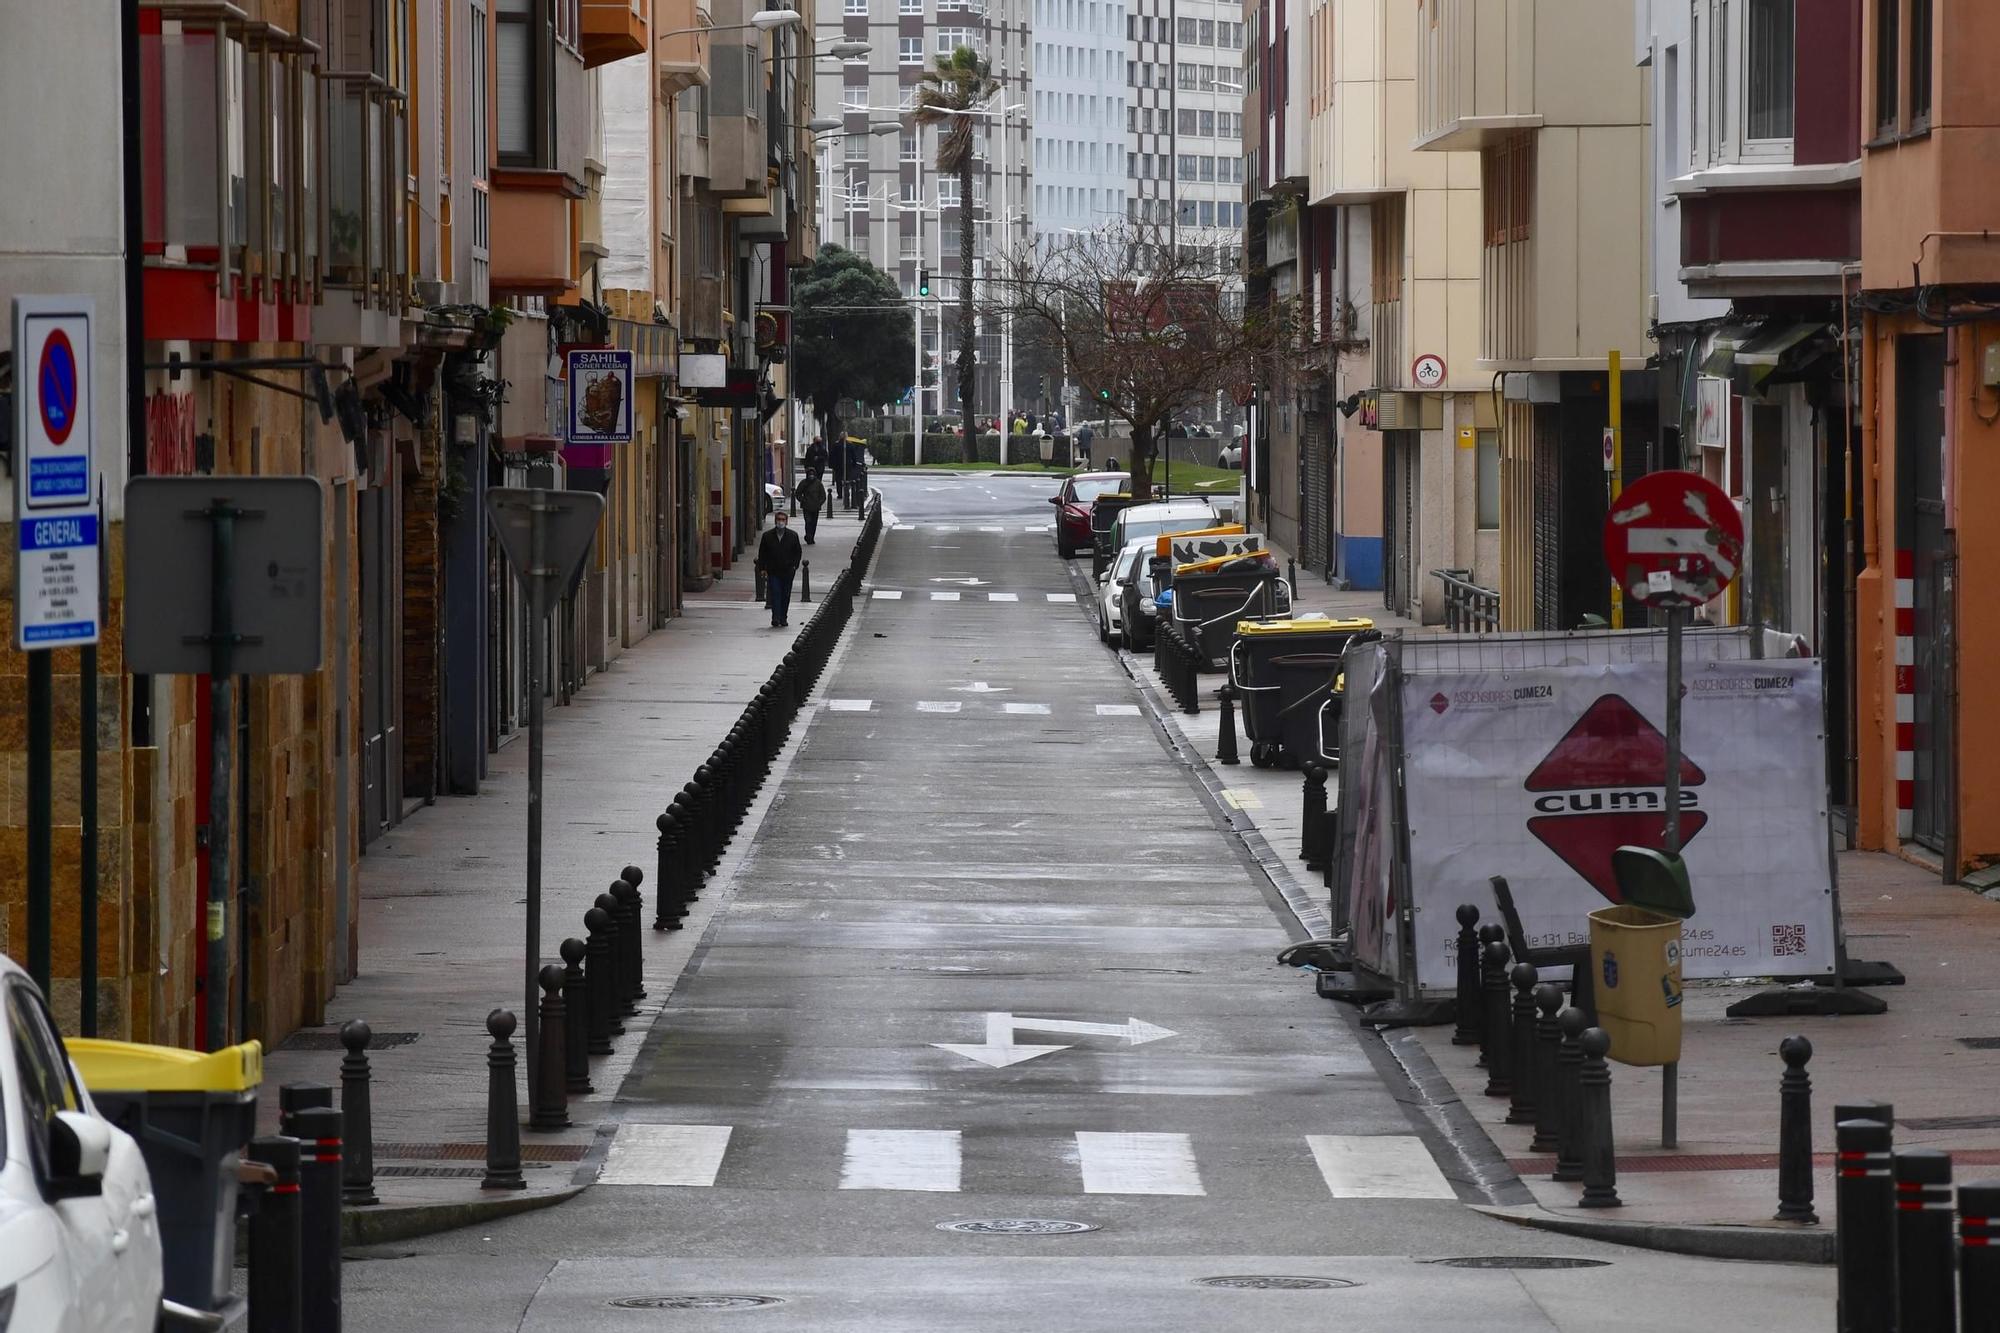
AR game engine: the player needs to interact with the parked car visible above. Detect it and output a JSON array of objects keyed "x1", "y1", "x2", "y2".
[
  {"x1": 0, "y1": 954, "x2": 164, "y2": 1332},
  {"x1": 1049, "y1": 470, "x2": 1130, "y2": 559},
  {"x1": 1096, "y1": 538, "x2": 1152, "y2": 647},
  {"x1": 1106, "y1": 499, "x2": 1220, "y2": 562},
  {"x1": 1216, "y1": 441, "x2": 1243, "y2": 469},
  {"x1": 1118, "y1": 550, "x2": 1170, "y2": 652}
]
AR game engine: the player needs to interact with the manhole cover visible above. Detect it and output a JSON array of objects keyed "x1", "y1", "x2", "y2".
[
  {"x1": 936, "y1": 1218, "x2": 1099, "y2": 1235},
  {"x1": 1429, "y1": 1257, "x2": 1611, "y2": 1270},
  {"x1": 1194, "y1": 1276, "x2": 1358, "y2": 1291},
  {"x1": 610, "y1": 1296, "x2": 785, "y2": 1311}
]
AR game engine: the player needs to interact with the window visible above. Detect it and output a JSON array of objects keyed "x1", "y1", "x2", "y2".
[
  {"x1": 1198, "y1": 200, "x2": 1214, "y2": 226},
  {"x1": 1874, "y1": 0, "x2": 1898, "y2": 134},
  {"x1": 901, "y1": 0, "x2": 921, "y2": 12},
  {"x1": 1199, "y1": 109, "x2": 1215, "y2": 135},
  {"x1": 1476, "y1": 431, "x2": 1500, "y2": 528},
  {"x1": 1198, "y1": 19, "x2": 1214, "y2": 44},
  {"x1": 1178, "y1": 108, "x2": 1197, "y2": 134},
  {"x1": 1127, "y1": 104, "x2": 1136, "y2": 131},
  {"x1": 842, "y1": 85, "x2": 866, "y2": 109},
  {"x1": 1197, "y1": 64, "x2": 1215, "y2": 90},
  {"x1": 1178, "y1": 153, "x2": 1196, "y2": 179},
  {"x1": 1745, "y1": 0, "x2": 1793, "y2": 140},
  {"x1": 846, "y1": 135, "x2": 868, "y2": 160},
  {"x1": 846, "y1": 0, "x2": 866, "y2": 12},
  {"x1": 1178, "y1": 62, "x2": 1196, "y2": 89},
  {"x1": 900, "y1": 36, "x2": 923, "y2": 63},
  {"x1": 1178, "y1": 199, "x2": 1196, "y2": 225},
  {"x1": 901, "y1": 133, "x2": 918, "y2": 160},
  {"x1": 1909, "y1": 0, "x2": 1932, "y2": 126},
  {"x1": 1199, "y1": 155, "x2": 1215, "y2": 180},
  {"x1": 496, "y1": 0, "x2": 539, "y2": 163},
  {"x1": 1481, "y1": 136, "x2": 1532, "y2": 246},
  {"x1": 1178, "y1": 17, "x2": 1197, "y2": 42}
]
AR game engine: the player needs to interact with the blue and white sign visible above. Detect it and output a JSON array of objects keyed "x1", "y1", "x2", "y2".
[
  {"x1": 566, "y1": 348, "x2": 634, "y2": 444},
  {"x1": 16, "y1": 511, "x2": 100, "y2": 649},
  {"x1": 13, "y1": 296, "x2": 96, "y2": 510}
]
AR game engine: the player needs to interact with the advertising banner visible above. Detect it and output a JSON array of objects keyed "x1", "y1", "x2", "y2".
[
  {"x1": 1398, "y1": 658, "x2": 1835, "y2": 989},
  {"x1": 566, "y1": 349, "x2": 634, "y2": 444},
  {"x1": 1340, "y1": 646, "x2": 1401, "y2": 979}
]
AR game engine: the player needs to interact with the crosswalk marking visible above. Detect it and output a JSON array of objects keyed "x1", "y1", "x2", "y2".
[
  {"x1": 1022, "y1": 525, "x2": 1047, "y2": 533},
  {"x1": 1046, "y1": 593, "x2": 1076, "y2": 603},
  {"x1": 934, "y1": 525, "x2": 961, "y2": 532},
  {"x1": 1075, "y1": 1132, "x2": 1205, "y2": 1196},
  {"x1": 979, "y1": 526, "x2": 1005, "y2": 533},
  {"x1": 840, "y1": 1129, "x2": 962, "y2": 1192},
  {"x1": 931, "y1": 590, "x2": 962, "y2": 601},
  {"x1": 916, "y1": 700, "x2": 962, "y2": 714},
  {"x1": 871, "y1": 590, "x2": 904, "y2": 600},
  {"x1": 1306, "y1": 1135, "x2": 1456, "y2": 1200},
  {"x1": 598, "y1": 1124, "x2": 733, "y2": 1187},
  {"x1": 987, "y1": 592, "x2": 1019, "y2": 602},
  {"x1": 827, "y1": 699, "x2": 873, "y2": 712},
  {"x1": 1096, "y1": 704, "x2": 1141, "y2": 717},
  {"x1": 1003, "y1": 702, "x2": 1051, "y2": 715}
]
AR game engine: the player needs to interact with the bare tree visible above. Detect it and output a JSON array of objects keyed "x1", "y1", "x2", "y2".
[{"x1": 999, "y1": 222, "x2": 1290, "y2": 493}]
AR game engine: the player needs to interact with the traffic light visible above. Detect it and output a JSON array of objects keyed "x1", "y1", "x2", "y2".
[
  {"x1": 1097, "y1": 387, "x2": 1111, "y2": 402},
  {"x1": 918, "y1": 269, "x2": 931, "y2": 297}
]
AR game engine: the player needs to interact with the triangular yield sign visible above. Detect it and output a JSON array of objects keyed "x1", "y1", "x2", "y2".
[
  {"x1": 1524, "y1": 694, "x2": 1706, "y2": 792},
  {"x1": 486, "y1": 487, "x2": 604, "y2": 606}
]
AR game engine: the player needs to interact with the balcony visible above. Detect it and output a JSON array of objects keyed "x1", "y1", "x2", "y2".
[
  {"x1": 491, "y1": 174, "x2": 581, "y2": 297},
  {"x1": 139, "y1": 2, "x2": 319, "y2": 344},
  {"x1": 581, "y1": 0, "x2": 649, "y2": 69},
  {"x1": 321, "y1": 72, "x2": 410, "y2": 347}
]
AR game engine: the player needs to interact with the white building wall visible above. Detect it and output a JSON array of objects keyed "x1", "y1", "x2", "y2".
[
  {"x1": 1636, "y1": 0, "x2": 1727, "y2": 328},
  {"x1": 1030, "y1": 0, "x2": 1128, "y2": 247}
]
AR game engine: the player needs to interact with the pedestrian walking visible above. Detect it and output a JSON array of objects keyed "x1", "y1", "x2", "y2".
[
  {"x1": 1077, "y1": 423, "x2": 1095, "y2": 460},
  {"x1": 804, "y1": 435, "x2": 828, "y2": 479},
  {"x1": 756, "y1": 511, "x2": 803, "y2": 628},
  {"x1": 793, "y1": 472, "x2": 827, "y2": 545}
]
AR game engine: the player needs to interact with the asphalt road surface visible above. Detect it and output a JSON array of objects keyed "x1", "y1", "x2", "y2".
[{"x1": 344, "y1": 471, "x2": 1834, "y2": 1330}]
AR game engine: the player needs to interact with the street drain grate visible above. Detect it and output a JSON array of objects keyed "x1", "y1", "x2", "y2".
[
  {"x1": 1429, "y1": 1257, "x2": 1611, "y2": 1270},
  {"x1": 1902, "y1": 1115, "x2": 2000, "y2": 1131},
  {"x1": 1194, "y1": 1276, "x2": 1358, "y2": 1291},
  {"x1": 376, "y1": 1164, "x2": 552, "y2": 1179},
  {"x1": 610, "y1": 1296, "x2": 784, "y2": 1311},
  {"x1": 936, "y1": 1218, "x2": 1099, "y2": 1235},
  {"x1": 279, "y1": 1029, "x2": 422, "y2": 1051}
]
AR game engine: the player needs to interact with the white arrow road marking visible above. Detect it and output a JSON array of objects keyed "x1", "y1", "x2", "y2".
[
  {"x1": 930, "y1": 576, "x2": 991, "y2": 585},
  {"x1": 933, "y1": 1012, "x2": 1177, "y2": 1067},
  {"x1": 952, "y1": 681, "x2": 1012, "y2": 693}
]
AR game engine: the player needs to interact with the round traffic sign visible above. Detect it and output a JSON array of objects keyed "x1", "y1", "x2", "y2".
[
  {"x1": 1603, "y1": 470, "x2": 1743, "y2": 608},
  {"x1": 38, "y1": 329, "x2": 78, "y2": 445},
  {"x1": 1411, "y1": 353, "x2": 1447, "y2": 390}
]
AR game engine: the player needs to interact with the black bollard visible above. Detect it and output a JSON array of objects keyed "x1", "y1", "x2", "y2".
[
  {"x1": 619, "y1": 866, "x2": 649, "y2": 993},
  {"x1": 654, "y1": 809, "x2": 683, "y2": 931},
  {"x1": 529, "y1": 964, "x2": 570, "y2": 1130},
  {"x1": 585, "y1": 906, "x2": 622, "y2": 1045},
  {"x1": 1475, "y1": 924, "x2": 1505, "y2": 1066},
  {"x1": 1216, "y1": 683, "x2": 1241, "y2": 765},
  {"x1": 1836, "y1": 1118, "x2": 1898, "y2": 1333},
  {"x1": 1553, "y1": 1007, "x2": 1587, "y2": 1183},
  {"x1": 1960, "y1": 1180, "x2": 2000, "y2": 1329},
  {"x1": 1577, "y1": 1027, "x2": 1621, "y2": 1208},
  {"x1": 1895, "y1": 1148, "x2": 1956, "y2": 1333},
  {"x1": 337, "y1": 1019, "x2": 379, "y2": 1206},
  {"x1": 278, "y1": 1080, "x2": 333, "y2": 1131},
  {"x1": 292, "y1": 1106, "x2": 344, "y2": 1333},
  {"x1": 1481, "y1": 940, "x2": 1514, "y2": 1098},
  {"x1": 1775, "y1": 1035, "x2": 1818, "y2": 1224},
  {"x1": 482, "y1": 1009, "x2": 527, "y2": 1190},
  {"x1": 245, "y1": 1135, "x2": 302, "y2": 1333},
  {"x1": 560, "y1": 937, "x2": 593, "y2": 1094},
  {"x1": 1451, "y1": 905, "x2": 1482, "y2": 1046},
  {"x1": 1530, "y1": 983, "x2": 1564, "y2": 1154},
  {"x1": 610, "y1": 879, "x2": 644, "y2": 1003},
  {"x1": 801, "y1": 559, "x2": 812, "y2": 602},
  {"x1": 595, "y1": 891, "x2": 635, "y2": 1018},
  {"x1": 1300, "y1": 765, "x2": 1328, "y2": 869},
  {"x1": 1506, "y1": 963, "x2": 1540, "y2": 1126}
]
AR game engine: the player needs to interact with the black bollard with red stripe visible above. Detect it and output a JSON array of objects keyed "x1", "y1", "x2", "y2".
[
  {"x1": 1895, "y1": 1147, "x2": 1956, "y2": 1333},
  {"x1": 245, "y1": 1135, "x2": 302, "y2": 1333},
  {"x1": 291, "y1": 1105, "x2": 344, "y2": 1333},
  {"x1": 1835, "y1": 1118, "x2": 1898, "y2": 1333},
  {"x1": 1960, "y1": 1179, "x2": 2000, "y2": 1330}
]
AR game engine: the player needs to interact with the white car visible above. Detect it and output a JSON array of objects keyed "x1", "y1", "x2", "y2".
[
  {"x1": 1096, "y1": 538, "x2": 1152, "y2": 647},
  {"x1": 0, "y1": 955, "x2": 163, "y2": 1332}
]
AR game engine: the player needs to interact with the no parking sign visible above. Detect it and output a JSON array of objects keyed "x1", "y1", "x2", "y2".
[{"x1": 13, "y1": 295, "x2": 100, "y2": 649}]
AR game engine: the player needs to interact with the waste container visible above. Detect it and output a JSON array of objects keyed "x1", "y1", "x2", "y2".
[
  {"x1": 1089, "y1": 493, "x2": 1139, "y2": 579},
  {"x1": 1228, "y1": 616, "x2": 1375, "y2": 768},
  {"x1": 69, "y1": 1038, "x2": 264, "y2": 1316},
  {"x1": 1587, "y1": 905, "x2": 1685, "y2": 1065},
  {"x1": 1170, "y1": 551, "x2": 1291, "y2": 668}
]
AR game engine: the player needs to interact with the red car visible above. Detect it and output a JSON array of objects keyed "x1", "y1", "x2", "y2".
[{"x1": 1049, "y1": 471, "x2": 1130, "y2": 559}]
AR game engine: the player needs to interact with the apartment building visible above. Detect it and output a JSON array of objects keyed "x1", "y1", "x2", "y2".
[
  {"x1": 1127, "y1": 0, "x2": 1249, "y2": 270},
  {"x1": 1032, "y1": 0, "x2": 1127, "y2": 251}
]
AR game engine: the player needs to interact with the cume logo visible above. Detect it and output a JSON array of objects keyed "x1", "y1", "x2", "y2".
[
  {"x1": 1523, "y1": 694, "x2": 1708, "y2": 903},
  {"x1": 1429, "y1": 693, "x2": 1449, "y2": 715}
]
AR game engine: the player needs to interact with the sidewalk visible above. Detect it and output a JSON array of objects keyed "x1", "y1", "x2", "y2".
[
  {"x1": 1118, "y1": 566, "x2": 2000, "y2": 1262},
  {"x1": 258, "y1": 508, "x2": 869, "y2": 1240}
]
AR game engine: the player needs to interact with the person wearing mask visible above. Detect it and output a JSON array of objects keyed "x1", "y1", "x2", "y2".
[{"x1": 755, "y1": 510, "x2": 803, "y2": 628}]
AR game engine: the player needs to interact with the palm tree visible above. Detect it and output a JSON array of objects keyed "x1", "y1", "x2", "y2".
[{"x1": 915, "y1": 46, "x2": 1001, "y2": 460}]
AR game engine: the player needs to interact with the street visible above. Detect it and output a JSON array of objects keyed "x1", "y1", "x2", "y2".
[{"x1": 338, "y1": 472, "x2": 1833, "y2": 1331}]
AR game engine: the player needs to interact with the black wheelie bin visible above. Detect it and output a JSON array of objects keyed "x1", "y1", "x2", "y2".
[
  {"x1": 1227, "y1": 616, "x2": 1376, "y2": 768},
  {"x1": 1168, "y1": 550, "x2": 1291, "y2": 668}
]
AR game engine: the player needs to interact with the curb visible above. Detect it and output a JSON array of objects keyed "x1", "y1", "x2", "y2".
[
  {"x1": 1472, "y1": 1203, "x2": 1836, "y2": 1266},
  {"x1": 341, "y1": 1186, "x2": 585, "y2": 1247}
]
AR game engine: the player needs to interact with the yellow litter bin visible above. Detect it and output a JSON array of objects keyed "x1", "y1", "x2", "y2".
[
  {"x1": 1587, "y1": 905, "x2": 1684, "y2": 1066},
  {"x1": 69, "y1": 1038, "x2": 263, "y2": 1317}
]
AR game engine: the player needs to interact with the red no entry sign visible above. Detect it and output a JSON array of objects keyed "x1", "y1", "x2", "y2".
[{"x1": 1603, "y1": 470, "x2": 1743, "y2": 608}]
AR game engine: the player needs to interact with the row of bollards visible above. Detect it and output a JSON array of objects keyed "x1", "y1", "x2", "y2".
[
  {"x1": 233, "y1": 1084, "x2": 346, "y2": 1333},
  {"x1": 1836, "y1": 1107, "x2": 2000, "y2": 1331},
  {"x1": 1155, "y1": 623, "x2": 1202, "y2": 714}
]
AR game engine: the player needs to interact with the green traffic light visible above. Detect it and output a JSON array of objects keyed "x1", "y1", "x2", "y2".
[{"x1": 918, "y1": 268, "x2": 931, "y2": 297}]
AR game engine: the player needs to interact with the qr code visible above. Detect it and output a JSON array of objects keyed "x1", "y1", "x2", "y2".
[{"x1": 1771, "y1": 924, "x2": 1808, "y2": 957}]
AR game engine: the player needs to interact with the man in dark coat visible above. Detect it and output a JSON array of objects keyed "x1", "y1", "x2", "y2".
[
  {"x1": 803, "y1": 435, "x2": 829, "y2": 478},
  {"x1": 755, "y1": 510, "x2": 803, "y2": 628},
  {"x1": 793, "y1": 472, "x2": 827, "y2": 545}
]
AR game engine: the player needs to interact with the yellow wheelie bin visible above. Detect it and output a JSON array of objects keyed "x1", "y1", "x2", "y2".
[{"x1": 1587, "y1": 847, "x2": 1697, "y2": 1066}]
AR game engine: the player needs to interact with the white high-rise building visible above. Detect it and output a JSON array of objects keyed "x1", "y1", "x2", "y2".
[
  {"x1": 1030, "y1": 0, "x2": 1128, "y2": 248},
  {"x1": 1124, "y1": 0, "x2": 1246, "y2": 271}
]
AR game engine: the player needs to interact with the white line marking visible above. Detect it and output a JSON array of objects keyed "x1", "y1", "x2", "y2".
[
  {"x1": 597, "y1": 1124, "x2": 733, "y2": 1187},
  {"x1": 917, "y1": 701, "x2": 962, "y2": 714},
  {"x1": 1022, "y1": 525, "x2": 1044, "y2": 533},
  {"x1": 933, "y1": 525, "x2": 961, "y2": 532},
  {"x1": 1095, "y1": 704, "x2": 1140, "y2": 716},
  {"x1": 1075, "y1": 1132, "x2": 1205, "y2": 1196},
  {"x1": 840, "y1": 1129, "x2": 962, "y2": 1192},
  {"x1": 1003, "y1": 702, "x2": 1051, "y2": 715},
  {"x1": 931, "y1": 590, "x2": 962, "y2": 601},
  {"x1": 872, "y1": 590, "x2": 904, "y2": 600},
  {"x1": 979, "y1": 525, "x2": 1005, "y2": 533},
  {"x1": 827, "y1": 699, "x2": 874, "y2": 712},
  {"x1": 1220, "y1": 788, "x2": 1263, "y2": 810},
  {"x1": 988, "y1": 592, "x2": 1020, "y2": 602},
  {"x1": 1046, "y1": 592, "x2": 1076, "y2": 603},
  {"x1": 1306, "y1": 1135, "x2": 1457, "y2": 1199}
]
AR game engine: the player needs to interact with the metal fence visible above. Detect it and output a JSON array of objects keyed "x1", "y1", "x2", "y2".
[{"x1": 1430, "y1": 568, "x2": 1500, "y2": 633}]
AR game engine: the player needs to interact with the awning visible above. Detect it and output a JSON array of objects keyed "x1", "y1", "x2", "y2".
[{"x1": 1701, "y1": 320, "x2": 1832, "y2": 392}]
